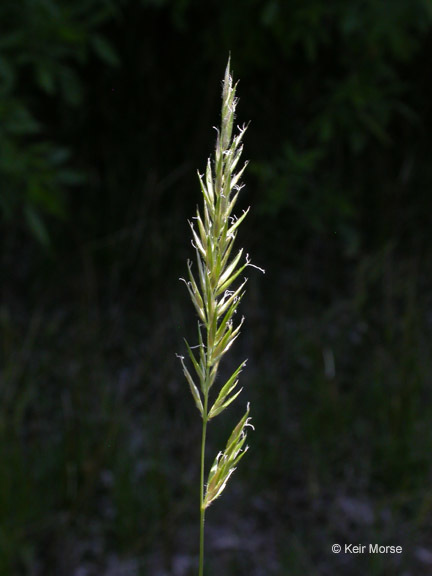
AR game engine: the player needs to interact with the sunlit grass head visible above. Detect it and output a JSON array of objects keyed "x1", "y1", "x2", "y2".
[{"x1": 178, "y1": 57, "x2": 263, "y2": 575}]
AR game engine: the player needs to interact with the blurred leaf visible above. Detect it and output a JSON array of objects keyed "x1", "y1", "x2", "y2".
[
  {"x1": 24, "y1": 205, "x2": 50, "y2": 247},
  {"x1": 7, "y1": 105, "x2": 40, "y2": 135},
  {"x1": 91, "y1": 34, "x2": 120, "y2": 67},
  {"x1": 0, "y1": 57, "x2": 15, "y2": 94},
  {"x1": 35, "y1": 63, "x2": 56, "y2": 94},
  {"x1": 28, "y1": 178, "x2": 64, "y2": 217},
  {"x1": 261, "y1": 1, "x2": 279, "y2": 27},
  {"x1": 57, "y1": 24, "x2": 85, "y2": 45},
  {"x1": 59, "y1": 67, "x2": 83, "y2": 106},
  {"x1": 57, "y1": 168, "x2": 86, "y2": 186},
  {"x1": 48, "y1": 147, "x2": 71, "y2": 165}
]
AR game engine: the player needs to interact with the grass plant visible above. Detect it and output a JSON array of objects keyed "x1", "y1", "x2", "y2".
[{"x1": 178, "y1": 58, "x2": 261, "y2": 575}]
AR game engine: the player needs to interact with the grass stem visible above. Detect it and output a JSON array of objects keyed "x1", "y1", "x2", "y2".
[{"x1": 199, "y1": 410, "x2": 208, "y2": 576}]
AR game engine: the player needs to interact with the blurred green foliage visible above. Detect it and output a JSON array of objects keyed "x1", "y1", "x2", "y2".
[
  {"x1": 1, "y1": 0, "x2": 432, "y2": 574},
  {"x1": 0, "y1": 0, "x2": 118, "y2": 245},
  {"x1": 1, "y1": 0, "x2": 431, "y2": 254}
]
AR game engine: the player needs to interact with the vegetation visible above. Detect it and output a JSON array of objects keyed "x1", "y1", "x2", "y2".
[
  {"x1": 1, "y1": 1, "x2": 432, "y2": 574},
  {"x1": 178, "y1": 60, "x2": 259, "y2": 575}
]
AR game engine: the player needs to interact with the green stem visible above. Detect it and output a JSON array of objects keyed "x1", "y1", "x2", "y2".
[{"x1": 199, "y1": 401, "x2": 208, "y2": 576}]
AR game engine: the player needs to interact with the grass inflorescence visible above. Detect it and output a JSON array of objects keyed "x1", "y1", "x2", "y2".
[{"x1": 178, "y1": 58, "x2": 261, "y2": 575}]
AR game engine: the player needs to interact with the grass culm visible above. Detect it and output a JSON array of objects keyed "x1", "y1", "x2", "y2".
[{"x1": 177, "y1": 58, "x2": 262, "y2": 575}]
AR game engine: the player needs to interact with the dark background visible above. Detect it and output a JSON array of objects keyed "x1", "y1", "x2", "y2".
[{"x1": 1, "y1": 1, "x2": 432, "y2": 574}]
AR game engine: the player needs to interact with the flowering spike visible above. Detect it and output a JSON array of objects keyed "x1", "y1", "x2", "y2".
[{"x1": 177, "y1": 58, "x2": 263, "y2": 576}]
